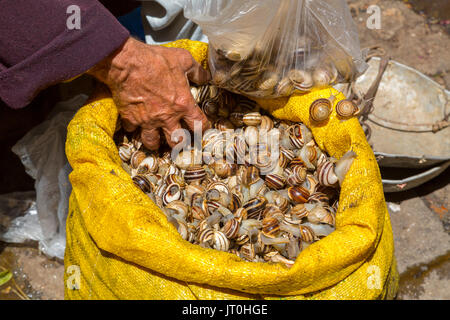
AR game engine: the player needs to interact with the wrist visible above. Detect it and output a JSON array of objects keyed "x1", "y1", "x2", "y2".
[{"x1": 87, "y1": 37, "x2": 136, "y2": 87}]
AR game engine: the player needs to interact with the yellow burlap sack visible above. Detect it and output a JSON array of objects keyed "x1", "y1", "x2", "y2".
[{"x1": 64, "y1": 40, "x2": 398, "y2": 300}]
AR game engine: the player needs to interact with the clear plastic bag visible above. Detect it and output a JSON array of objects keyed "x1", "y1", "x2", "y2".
[
  {"x1": 7, "y1": 94, "x2": 88, "y2": 259},
  {"x1": 182, "y1": 0, "x2": 367, "y2": 98}
]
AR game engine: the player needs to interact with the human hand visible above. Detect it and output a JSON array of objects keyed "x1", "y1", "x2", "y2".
[{"x1": 88, "y1": 37, "x2": 211, "y2": 150}]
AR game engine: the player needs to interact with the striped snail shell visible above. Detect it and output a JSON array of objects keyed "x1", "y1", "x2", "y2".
[
  {"x1": 198, "y1": 227, "x2": 214, "y2": 245},
  {"x1": 262, "y1": 216, "x2": 281, "y2": 238},
  {"x1": 278, "y1": 153, "x2": 290, "y2": 169},
  {"x1": 336, "y1": 99, "x2": 360, "y2": 119},
  {"x1": 185, "y1": 184, "x2": 204, "y2": 202},
  {"x1": 208, "y1": 85, "x2": 220, "y2": 101},
  {"x1": 301, "y1": 174, "x2": 319, "y2": 195},
  {"x1": 289, "y1": 157, "x2": 307, "y2": 168},
  {"x1": 265, "y1": 174, "x2": 286, "y2": 190},
  {"x1": 214, "y1": 118, "x2": 235, "y2": 131},
  {"x1": 191, "y1": 206, "x2": 208, "y2": 221},
  {"x1": 234, "y1": 135, "x2": 247, "y2": 163},
  {"x1": 287, "y1": 186, "x2": 310, "y2": 204},
  {"x1": 307, "y1": 205, "x2": 330, "y2": 224},
  {"x1": 291, "y1": 166, "x2": 307, "y2": 184},
  {"x1": 166, "y1": 173, "x2": 185, "y2": 188},
  {"x1": 190, "y1": 193, "x2": 204, "y2": 208},
  {"x1": 309, "y1": 98, "x2": 332, "y2": 123},
  {"x1": 162, "y1": 183, "x2": 182, "y2": 206},
  {"x1": 205, "y1": 189, "x2": 229, "y2": 208},
  {"x1": 288, "y1": 69, "x2": 313, "y2": 92},
  {"x1": 240, "y1": 243, "x2": 256, "y2": 261},
  {"x1": 275, "y1": 77, "x2": 294, "y2": 96},
  {"x1": 238, "y1": 96, "x2": 259, "y2": 112},
  {"x1": 190, "y1": 86, "x2": 200, "y2": 103},
  {"x1": 118, "y1": 143, "x2": 135, "y2": 162},
  {"x1": 290, "y1": 203, "x2": 309, "y2": 220},
  {"x1": 202, "y1": 100, "x2": 219, "y2": 118},
  {"x1": 212, "y1": 160, "x2": 237, "y2": 179},
  {"x1": 136, "y1": 155, "x2": 159, "y2": 174},
  {"x1": 260, "y1": 115, "x2": 274, "y2": 131},
  {"x1": 184, "y1": 165, "x2": 206, "y2": 184},
  {"x1": 243, "y1": 112, "x2": 262, "y2": 126},
  {"x1": 222, "y1": 218, "x2": 240, "y2": 239},
  {"x1": 274, "y1": 194, "x2": 290, "y2": 215},
  {"x1": 288, "y1": 124, "x2": 306, "y2": 149},
  {"x1": 197, "y1": 85, "x2": 212, "y2": 102},
  {"x1": 299, "y1": 225, "x2": 316, "y2": 243},
  {"x1": 174, "y1": 150, "x2": 194, "y2": 170},
  {"x1": 130, "y1": 150, "x2": 146, "y2": 169},
  {"x1": 299, "y1": 144, "x2": 318, "y2": 169},
  {"x1": 234, "y1": 207, "x2": 248, "y2": 222},
  {"x1": 263, "y1": 204, "x2": 284, "y2": 221},
  {"x1": 280, "y1": 147, "x2": 295, "y2": 162},
  {"x1": 244, "y1": 126, "x2": 259, "y2": 146},
  {"x1": 229, "y1": 112, "x2": 245, "y2": 127},
  {"x1": 257, "y1": 73, "x2": 278, "y2": 91},
  {"x1": 243, "y1": 166, "x2": 260, "y2": 186},
  {"x1": 203, "y1": 200, "x2": 221, "y2": 215},
  {"x1": 243, "y1": 196, "x2": 268, "y2": 220},
  {"x1": 207, "y1": 181, "x2": 230, "y2": 194},
  {"x1": 212, "y1": 231, "x2": 230, "y2": 252},
  {"x1": 166, "y1": 200, "x2": 189, "y2": 218},
  {"x1": 235, "y1": 234, "x2": 250, "y2": 246},
  {"x1": 317, "y1": 161, "x2": 339, "y2": 187},
  {"x1": 255, "y1": 232, "x2": 272, "y2": 255},
  {"x1": 312, "y1": 66, "x2": 337, "y2": 88},
  {"x1": 202, "y1": 129, "x2": 221, "y2": 149},
  {"x1": 132, "y1": 175, "x2": 153, "y2": 193},
  {"x1": 308, "y1": 192, "x2": 329, "y2": 204},
  {"x1": 225, "y1": 50, "x2": 245, "y2": 62}
]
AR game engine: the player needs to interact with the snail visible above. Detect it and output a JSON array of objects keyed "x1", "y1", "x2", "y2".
[
  {"x1": 275, "y1": 77, "x2": 294, "y2": 96},
  {"x1": 312, "y1": 65, "x2": 338, "y2": 88},
  {"x1": 309, "y1": 98, "x2": 333, "y2": 123},
  {"x1": 288, "y1": 69, "x2": 314, "y2": 92},
  {"x1": 243, "y1": 112, "x2": 262, "y2": 127},
  {"x1": 336, "y1": 99, "x2": 360, "y2": 119}
]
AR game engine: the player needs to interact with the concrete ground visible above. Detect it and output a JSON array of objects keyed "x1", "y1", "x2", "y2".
[{"x1": 0, "y1": 0, "x2": 448, "y2": 300}]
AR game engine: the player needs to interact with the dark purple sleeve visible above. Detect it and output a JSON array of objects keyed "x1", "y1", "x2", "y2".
[{"x1": 0, "y1": 0, "x2": 130, "y2": 109}]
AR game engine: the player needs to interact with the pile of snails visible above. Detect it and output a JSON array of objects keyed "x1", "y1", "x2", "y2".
[
  {"x1": 209, "y1": 31, "x2": 354, "y2": 100},
  {"x1": 115, "y1": 85, "x2": 357, "y2": 267}
]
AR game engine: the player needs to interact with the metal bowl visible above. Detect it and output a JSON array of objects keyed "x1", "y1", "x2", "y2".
[{"x1": 336, "y1": 58, "x2": 449, "y2": 192}]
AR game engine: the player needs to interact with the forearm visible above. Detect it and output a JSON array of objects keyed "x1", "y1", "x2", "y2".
[{"x1": 0, "y1": 0, "x2": 130, "y2": 109}]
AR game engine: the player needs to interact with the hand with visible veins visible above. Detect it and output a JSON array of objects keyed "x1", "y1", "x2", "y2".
[{"x1": 88, "y1": 37, "x2": 211, "y2": 150}]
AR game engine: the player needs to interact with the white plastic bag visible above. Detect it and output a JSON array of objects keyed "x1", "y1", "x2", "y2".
[
  {"x1": 182, "y1": 0, "x2": 367, "y2": 98},
  {"x1": 7, "y1": 94, "x2": 88, "y2": 259}
]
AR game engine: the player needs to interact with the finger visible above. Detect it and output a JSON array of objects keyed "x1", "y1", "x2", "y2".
[
  {"x1": 161, "y1": 120, "x2": 188, "y2": 149},
  {"x1": 177, "y1": 50, "x2": 210, "y2": 85},
  {"x1": 186, "y1": 62, "x2": 211, "y2": 85},
  {"x1": 182, "y1": 105, "x2": 212, "y2": 133},
  {"x1": 121, "y1": 118, "x2": 138, "y2": 132},
  {"x1": 141, "y1": 127, "x2": 161, "y2": 151}
]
